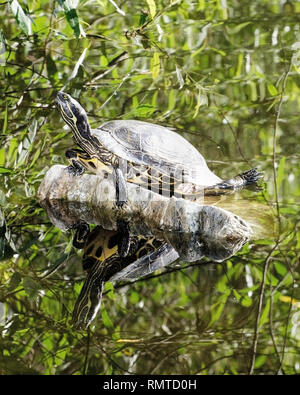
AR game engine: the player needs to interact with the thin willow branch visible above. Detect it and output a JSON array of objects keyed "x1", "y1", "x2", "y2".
[
  {"x1": 82, "y1": 328, "x2": 90, "y2": 375},
  {"x1": 249, "y1": 242, "x2": 278, "y2": 375},
  {"x1": 269, "y1": 289, "x2": 285, "y2": 374},
  {"x1": 272, "y1": 57, "x2": 292, "y2": 231},
  {"x1": 218, "y1": 110, "x2": 251, "y2": 166},
  {"x1": 277, "y1": 269, "x2": 297, "y2": 374}
]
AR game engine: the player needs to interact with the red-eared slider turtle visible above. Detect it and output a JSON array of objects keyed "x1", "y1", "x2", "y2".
[
  {"x1": 72, "y1": 224, "x2": 175, "y2": 328},
  {"x1": 55, "y1": 92, "x2": 262, "y2": 205}
]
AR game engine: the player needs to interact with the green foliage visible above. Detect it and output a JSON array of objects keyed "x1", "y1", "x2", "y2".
[
  {"x1": 57, "y1": 0, "x2": 81, "y2": 38},
  {"x1": 8, "y1": 0, "x2": 32, "y2": 36},
  {"x1": 0, "y1": 0, "x2": 299, "y2": 375}
]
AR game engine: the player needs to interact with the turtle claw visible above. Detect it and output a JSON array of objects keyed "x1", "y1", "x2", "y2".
[
  {"x1": 116, "y1": 199, "x2": 127, "y2": 208},
  {"x1": 67, "y1": 162, "x2": 85, "y2": 176},
  {"x1": 239, "y1": 168, "x2": 264, "y2": 185}
]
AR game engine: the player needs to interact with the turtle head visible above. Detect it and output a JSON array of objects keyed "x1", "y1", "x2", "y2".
[
  {"x1": 55, "y1": 92, "x2": 92, "y2": 148},
  {"x1": 72, "y1": 263, "x2": 104, "y2": 329}
]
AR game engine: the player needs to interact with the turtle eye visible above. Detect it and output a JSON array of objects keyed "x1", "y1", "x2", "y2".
[{"x1": 57, "y1": 92, "x2": 69, "y2": 102}]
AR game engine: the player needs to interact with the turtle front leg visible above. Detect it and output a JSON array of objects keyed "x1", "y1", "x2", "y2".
[
  {"x1": 71, "y1": 221, "x2": 90, "y2": 249},
  {"x1": 65, "y1": 149, "x2": 86, "y2": 176},
  {"x1": 115, "y1": 167, "x2": 127, "y2": 207},
  {"x1": 116, "y1": 219, "x2": 131, "y2": 257},
  {"x1": 204, "y1": 168, "x2": 263, "y2": 195}
]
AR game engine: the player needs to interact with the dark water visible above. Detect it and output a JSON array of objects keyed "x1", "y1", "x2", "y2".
[{"x1": 0, "y1": 1, "x2": 299, "y2": 374}]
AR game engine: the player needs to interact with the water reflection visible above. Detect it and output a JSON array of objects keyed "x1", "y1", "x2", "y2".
[
  {"x1": 71, "y1": 223, "x2": 178, "y2": 328},
  {"x1": 38, "y1": 167, "x2": 256, "y2": 328}
]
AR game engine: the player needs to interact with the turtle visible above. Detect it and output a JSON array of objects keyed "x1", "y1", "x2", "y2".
[
  {"x1": 55, "y1": 92, "x2": 263, "y2": 206},
  {"x1": 72, "y1": 223, "x2": 176, "y2": 328}
]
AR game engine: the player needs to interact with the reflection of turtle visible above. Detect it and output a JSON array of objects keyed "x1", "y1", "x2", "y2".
[
  {"x1": 55, "y1": 92, "x2": 262, "y2": 205},
  {"x1": 72, "y1": 224, "x2": 176, "y2": 328}
]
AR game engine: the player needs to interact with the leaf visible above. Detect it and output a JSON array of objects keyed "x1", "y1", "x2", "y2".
[
  {"x1": 276, "y1": 156, "x2": 286, "y2": 188},
  {"x1": 176, "y1": 65, "x2": 184, "y2": 89},
  {"x1": 267, "y1": 83, "x2": 278, "y2": 96},
  {"x1": 64, "y1": 47, "x2": 88, "y2": 85},
  {"x1": 274, "y1": 262, "x2": 287, "y2": 276},
  {"x1": 7, "y1": 137, "x2": 18, "y2": 165},
  {"x1": 241, "y1": 295, "x2": 252, "y2": 307},
  {"x1": 0, "y1": 166, "x2": 13, "y2": 174},
  {"x1": 135, "y1": 104, "x2": 155, "y2": 117},
  {"x1": 101, "y1": 306, "x2": 114, "y2": 329},
  {"x1": 22, "y1": 277, "x2": 40, "y2": 298},
  {"x1": 130, "y1": 291, "x2": 139, "y2": 304},
  {"x1": 249, "y1": 81, "x2": 257, "y2": 101},
  {"x1": 9, "y1": 0, "x2": 32, "y2": 35},
  {"x1": 0, "y1": 30, "x2": 6, "y2": 66},
  {"x1": 8, "y1": 272, "x2": 22, "y2": 291},
  {"x1": 2, "y1": 100, "x2": 8, "y2": 134},
  {"x1": 28, "y1": 146, "x2": 41, "y2": 170},
  {"x1": 258, "y1": 299, "x2": 270, "y2": 328},
  {"x1": 104, "y1": 281, "x2": 115, "y2": 300},
  {"x1": 168, "y1": 89, "x2": 177, "y2": 111},
  {"x1": 232, "y1": 289, "x2": 241, "y2": 301},
  {"x1": 229, "y1": 22, "x2": 252, "y2": 34},
  {"x1": 57, "y1": 0, "x2": 80, "y2": 38},
  {"x1": 151, "y1": 52, "x2": 160, "y2": 80},
  {"x1": 209, "y1": 292, "x2": 230, "y2": 326},
  {"x1": 254, "y1": 355, "x2": 267, "y2": 369},
  {"x1": 139, "y1": 11, "x2": 148, "y2": 26},
  {"x1": 266, "y1": 97, "x2": 278, "y2": 112},
  {"x1": 108, "y1": 0, "x2": 125, "y2": 16},
  {"x1": 197, "y1": 0, "x2": 205, "y2": 11},
  {"x1": 235, "y1": 52, "x2": 243, "y2": 76},
  {"x1": 193, "y1": 89, "x2": 208, "y2": 118},
  {"x1": 255, "y1": 239, "x2": 275, "y2": 246},
  {"x1": 0, "y1": 209, "x2": 5, "y2": 259},
  {"x1": 211, "y1": 47, "x2": 226, "y2": 56},
  {"x1": 146, "y1": 0, "x2": 156, "y2": 19},
  {"x1": 46, "y1": 54, "x2": 58, "y2": 81}
]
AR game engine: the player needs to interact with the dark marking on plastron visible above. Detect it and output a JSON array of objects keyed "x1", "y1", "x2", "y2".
[
  {"x1": 95, "y1": 245, "x2": 103, "y2": 258},
  {"x1": 107, "y1": 233, "x2": 120, "y2": 250},
  {"x1": 85, "y1": 244, "x2": 94, "y2": 257}
]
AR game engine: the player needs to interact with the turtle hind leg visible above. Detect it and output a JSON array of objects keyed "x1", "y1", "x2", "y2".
[
  {"x1": 238, "y1": 168, "x2": 264, "y2": 185},
  {"x1": 116, "y1": 219, "x2": 130, "y2": 257},
  {"x1": 204, "y1": 168, "x2": 263, "y2": 195},
  {"x1": 222, "y1": 168, "x2": 264, "y2": 188}
]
